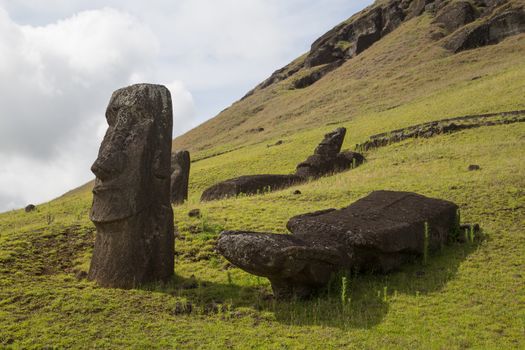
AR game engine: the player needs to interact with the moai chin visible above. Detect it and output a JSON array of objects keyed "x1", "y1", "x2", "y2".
[{"x1": 88, "y1": 83, "x2": 175, "y2": 288}]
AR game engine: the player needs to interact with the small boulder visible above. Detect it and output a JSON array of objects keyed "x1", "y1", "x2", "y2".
[
  {"x1": 468, "y1": 164, "x2": 481, "y2": 171},
  {"x1": 25, "y1": 204, "x2": 36, "y2": 213},
  {"x1": 188, "y1": 209, "x2": 201, "y2": 218},
  {"x1": 293, "y1": 190, "x2": 302, "y2": 195}
]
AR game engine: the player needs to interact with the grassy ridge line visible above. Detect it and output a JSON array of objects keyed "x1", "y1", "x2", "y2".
[{"x1": 0, "y1": 123, "x2": 523, "y2": 348}]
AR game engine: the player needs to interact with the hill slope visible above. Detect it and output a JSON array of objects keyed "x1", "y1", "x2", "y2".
[
  {"x1": 173, "y1": 0, "x2": 525, "y2": 159},
  {"x1": 1, "y1": 0, "x2": 524, "y2": 348}
]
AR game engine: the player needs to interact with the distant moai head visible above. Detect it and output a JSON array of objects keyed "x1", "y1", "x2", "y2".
[
  {"x1": 314, "y1": 127, "x2": 346, "y2": 156},
  {"x1": 90, "y1": 84, "x2": 173, "y2": 223}
]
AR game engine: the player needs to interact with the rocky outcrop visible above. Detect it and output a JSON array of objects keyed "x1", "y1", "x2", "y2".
[
  {"x1": 241, "y1": 0, "x2": 524, "y2": 95},
  {"x1": 171, "y1": 150, "x2": 190, "y2": 205},
  {"x1": 292, "y1": 61, "x2": 343, "y2": 89},
  {"x1": 217, "y1": 191, "x2": 461, "y2": 298},
  {"x1": 88, "y1": 84, "x2": 175, "y2": 289},
  {"x1": 433, "y1": 1, "x2": 477, "y2": 34},
  {"x1": 200, "y1": 128, "x2": 364, "y2": 202},
  {"x1": 444, "y1": 7, "x2": 525, "y2": 53}
]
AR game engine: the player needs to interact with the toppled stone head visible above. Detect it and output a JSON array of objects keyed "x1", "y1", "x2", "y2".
[
  {"x1": 295, "y1": 127, "x2": 364, "y2": 179},
  {"x1": 314, "y1": 127, "x2": 346, "y2": 156},
  {"x1": 217, "y1": 191, "x2": 460, "y2": 298},
  {"x1": 88, "y1": 84, "x2": 175, "y2": 289}
]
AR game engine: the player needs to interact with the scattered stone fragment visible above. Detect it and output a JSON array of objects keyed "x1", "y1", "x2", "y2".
[
  {"x1": 188, "y1": 209, "x2": 201, "y2": 218},
  {"x1": 171, "y1": 150, "x2": 190, "y2": 205},
  {"x1": 88, "y1": 83, "x2": 175, "y2": 289},
  {"x1": 468, "y1": 164, "x2": 481, "y2": 171},
  {"x1": 217, "y1": 190, "x2": 461, "y2": 298},
  {"x1": 25, "y1": 204, "x2": 36, "y2": 213},
  {"x1": 293, "y1": 190, "x2": 302, "y2": 195}
]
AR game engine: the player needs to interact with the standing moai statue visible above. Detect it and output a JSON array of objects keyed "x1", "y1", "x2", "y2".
[
  {"x1": 170, "y1": 150, "x2": 190, "y2": 204},
  {"x1": 88, "y1": 83, "x2": 175, "y2": 288}
]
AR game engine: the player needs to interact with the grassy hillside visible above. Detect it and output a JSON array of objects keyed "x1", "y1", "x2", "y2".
[
  {"x1": 1, "y1": 121, "x2": 524, "y2": 348},
  {"x1": 173, "y1": 15, "x2": 525, "y2": 158},
  {"x1": 1, "y1": 2, "x2": 525, "y2": 349}
]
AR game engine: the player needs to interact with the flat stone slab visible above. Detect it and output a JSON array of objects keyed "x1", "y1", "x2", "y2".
[{"x1": 217, "y1": 190, "x2": 459, "y2": 298}]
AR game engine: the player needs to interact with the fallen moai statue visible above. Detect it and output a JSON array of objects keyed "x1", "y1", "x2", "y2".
[
  {"x1": 217, "y1": 190, "x2": 464, "y2": 298},
  {"x1": 89, "y1": 84, "x2": 175, "y2": 289},
  {"x1": 201, "y1": 127, "x2": 364, "y2": 201},
  {"x1": 201, "y1": 174, "x2": 303, "y2": 201},
  {"x1": 171, "y1": 150, "x2": 191, "y2": 205}
]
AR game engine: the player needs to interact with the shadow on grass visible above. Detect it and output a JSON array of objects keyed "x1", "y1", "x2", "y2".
[
  {"x1": 140, "y1": 241, "x2": 481, "y2": 330},
  {"x1": 273, "y1": 241, "x2": 481, "y2": 329}
]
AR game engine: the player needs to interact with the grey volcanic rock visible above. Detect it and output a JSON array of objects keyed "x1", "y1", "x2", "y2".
[
  {"x1": 217, "y1": 191, "x2": 459, "y2": 298},
  {"x1": 171, "y1": 150, "x2": 190, "y2": 205},
  {"x1": 24, "y1": 204, "x2": 36, "y2": 213},
  {"x1": 242, "y1": 0, "x2": 522, "y2": 94},
  {"x1": 201, "y1": 174, "x2": 304, "y2": 202},
  {"x1": 88, "y1": 83, "x2": 175, "y2": 289},
  {"x1": 444, "y1": 6, "x2": 525, "y2": 52},
  {"x1": 433, "y1": 1, "x2": 477, "y2": 33}
]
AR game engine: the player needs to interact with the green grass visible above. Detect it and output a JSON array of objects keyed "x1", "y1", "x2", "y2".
[
  {"x1": 1, "y1": 122, "x2": 524, "y2": 349},
  {"x1": 1, "y1": 7, "x2": 525, "y2": 348}
]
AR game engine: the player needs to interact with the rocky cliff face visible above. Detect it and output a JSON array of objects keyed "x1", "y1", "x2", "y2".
[{"x1": 244, "y1": 0, "x2": 524, "y2": 96}]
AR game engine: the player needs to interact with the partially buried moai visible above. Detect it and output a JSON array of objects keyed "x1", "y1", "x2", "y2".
[
  {"x1": 170, "y1": 150, "x2": 190, "y2": 204},
  {"x1": 88, "y1": 83, "x2": 175, "y2": 288}
]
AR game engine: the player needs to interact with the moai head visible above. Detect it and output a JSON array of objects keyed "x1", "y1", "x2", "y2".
[
  {"x1": 314, "y1": 127, "x2": 346, "y2": 156},
  {"x1": 90, "y1": 84, "x2": 173, "y2": 223}
]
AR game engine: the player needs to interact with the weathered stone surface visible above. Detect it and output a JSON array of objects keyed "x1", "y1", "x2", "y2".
[
  {"x1": 217, "y1": 191, "x2": 459, "y2": 298},
  {"x1": 243, "y1": 0, "x2": 522, "y2": 94},
  {"x1": 433, "y1": 1, "x2": 477, "y2": 33},
  {"x1": 444, "y1": 7, "x2": 525, "y2": 52},
  {"x1": 171, "y1": 150, "x2": 190, "y2": 205},
  {"x1": 88, "y1": 83, "x2": 175, "y2": 289},
  {"x1": 201, "y1": 174, "x2": 304, "y2": 202},
  {"x1": 292, "y1": 60, "x2": 343, "y2": 89},
  {"x1": 25, "y1": 204, "x2": 36, "y2": 213}
]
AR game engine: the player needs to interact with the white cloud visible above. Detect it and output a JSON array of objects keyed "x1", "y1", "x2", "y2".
[
  {"x1": 166, "y1": 80, "x2": 197, "y2": 134},
  {"x1": 0, "y1": 7, "x2": 196, "y2": 211}
]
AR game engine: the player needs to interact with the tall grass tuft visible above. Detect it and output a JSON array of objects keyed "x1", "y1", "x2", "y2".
[
  {"x1": 423, "y1": 221, "x2": 430, "y2": 265},
  {"x1": 341, "y1": 276, "x2": 349, "y2": 306}
]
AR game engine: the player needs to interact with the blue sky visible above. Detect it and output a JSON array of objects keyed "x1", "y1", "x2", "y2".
[{"x1": 0, "y1": 0, "x2": 373, "y2": 212}]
